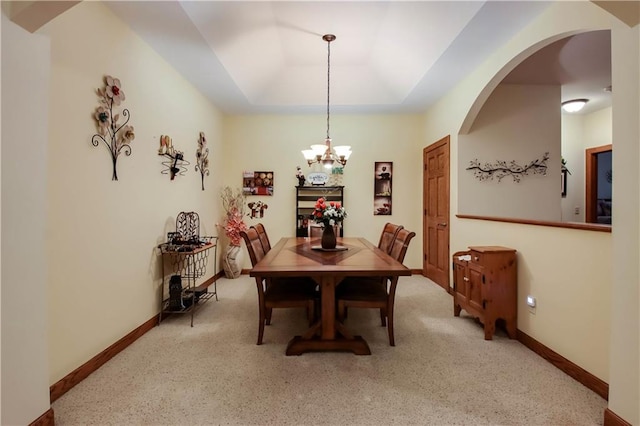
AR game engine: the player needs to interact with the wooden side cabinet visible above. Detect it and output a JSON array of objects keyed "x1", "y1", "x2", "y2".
[{"x1": 452, "y1": 246, "x2": 517, "y2": 340}]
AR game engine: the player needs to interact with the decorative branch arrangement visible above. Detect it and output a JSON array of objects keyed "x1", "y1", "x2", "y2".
[
  {"x1": 467, "y1": 152, "x2": 549, "y2": 183},
  {"x1": 158, "y1": 135, "x2": 190, "y2": 180},
  {"x1": 195, "y1": 132, "x2": 210, "y2": 190},
  {"x1": 92, "y1": 75, "x2": 134, "y2": 181}
]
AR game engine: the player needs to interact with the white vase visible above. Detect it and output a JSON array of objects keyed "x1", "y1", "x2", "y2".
[{"x1": 222, "y1": 244, "x2": 243, "y2": 279}]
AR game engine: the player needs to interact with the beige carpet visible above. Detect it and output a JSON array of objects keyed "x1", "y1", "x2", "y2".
[{"x1": 52, "y1": 275, "x2": 606, "y2": 425}]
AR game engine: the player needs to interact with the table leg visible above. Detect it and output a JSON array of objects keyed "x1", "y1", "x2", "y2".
[{"x1": 286, "y1": 275, "x2": 371, "y2": 356}]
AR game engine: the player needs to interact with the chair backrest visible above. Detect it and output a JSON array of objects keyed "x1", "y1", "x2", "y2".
[
  {"x1": 378, "y1": 223, "x2": 403, "y2": 254},
  {"x1": 252, "y1": 223, "x2": 271, "y2": 252},
  {"x1": 308, "y1": 224, "x2": 324, "y2": 239},
  {"x1": 240, "y1": 228, "x2": 266, "y2": 267},
  {"x1": 388, "y1": 228, "x2": 416, "y2": 264}
]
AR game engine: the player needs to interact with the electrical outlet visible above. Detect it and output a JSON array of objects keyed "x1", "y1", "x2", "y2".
[
  {"x1": 527, "y1": 295, "x2": 536, "y2": 314},
  {"x1": 574, "y1": 206, "x2": 580, "y2": 215}
]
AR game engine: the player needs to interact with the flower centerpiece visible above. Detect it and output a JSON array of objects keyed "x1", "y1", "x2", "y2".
[
  {"x1": 219, "y1": 187, "x2": 247, "y2": 278},
  {"x1": 312, "y1": 197, "x2": 347, "y2": 249}
]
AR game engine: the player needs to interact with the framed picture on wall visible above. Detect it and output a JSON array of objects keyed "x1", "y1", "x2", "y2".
[
  {"x1": 243, "y1": 171, "x2": 274, "y2": 196},
  {"x1": 374, "y1": 162, "x2": 392, "y2": 215}
]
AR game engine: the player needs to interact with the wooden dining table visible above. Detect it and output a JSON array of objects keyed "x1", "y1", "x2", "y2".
[{"x1": 249, "y1": 237, "x2": 411, "y2": 355}]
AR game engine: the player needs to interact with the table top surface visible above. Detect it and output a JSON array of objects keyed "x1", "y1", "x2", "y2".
[{"x1": 249, "y1": 237, "x2": 411, "y2": 278}]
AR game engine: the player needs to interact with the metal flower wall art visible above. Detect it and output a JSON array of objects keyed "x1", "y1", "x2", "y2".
[
  {"x1": 158, "y1": 135, "x2": 189, "y2": 180},
  {"x1": 92, "y1": 75, "x2": 134, "y2": 181},
  {"x1": 467, "y1": 152, "x2": 549, "y2": 183},
  {"x1": 195, "y1": 132, "x2": 210, "y2": 190}
]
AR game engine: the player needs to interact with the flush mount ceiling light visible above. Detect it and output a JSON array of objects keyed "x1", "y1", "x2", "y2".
[
  {"x1": 302, "y1": 34, "x2": 352, "y2": 169},
  {"x1": 561, "y1": 98, "x2": 589, "y2": 113}
]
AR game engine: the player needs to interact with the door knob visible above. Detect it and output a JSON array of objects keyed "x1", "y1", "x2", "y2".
[{"x1": 437, "y1": 222, "x2": 448, "y2": 227}]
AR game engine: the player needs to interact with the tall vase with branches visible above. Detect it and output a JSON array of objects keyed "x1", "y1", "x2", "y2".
[{"x1": 219, "y1": 187, "x2": 247, "y2": 278}]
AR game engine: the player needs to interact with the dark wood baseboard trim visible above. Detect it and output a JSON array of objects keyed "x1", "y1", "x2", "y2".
[
  {"x1": 49, "y1": 273, "x2": 224, "y2": 403},
  {"x1": 410, "y1": 268, "x2": 423, "y2": 275},
  {"x1": 194, "y1": 271, "x2": 223, "y2": 291},
  {"x1": 49, "y1": 316, "x2": 157, "y2": 403},
  {"x1": 604, "y1": 408, "x2": 632, "y2": 426},
  {"x1": 517, "y1": 329, "x2": 609, "y2": 400},
  {"x1": 30, "y1": 407, "x2": 54, "y2": 426}
]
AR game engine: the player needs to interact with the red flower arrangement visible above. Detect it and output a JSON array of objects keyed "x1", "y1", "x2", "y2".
[
  {"x1": 313, "y1": 197, "x2": 347, "y2": 227},
  {"x1": 218, "y1": 186, "x2": 248, "y2": 246},
  {"x1": 223, "y1": 210, "x2": 247, "y2": 246}
]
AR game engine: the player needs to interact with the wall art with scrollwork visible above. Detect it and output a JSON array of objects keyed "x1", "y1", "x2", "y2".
[
  {"x1": 158, "y1": 135, "x2": 190, "y2": 180},
  {"x1": 195, "y1": 132, "x2": 210, "y2": 190},
  {"x1": 91, "y1": 75, "x2": 135, "y2": 181},
  {"x1": 467, "y1": 152, "x2": 549, "y2": 183}
]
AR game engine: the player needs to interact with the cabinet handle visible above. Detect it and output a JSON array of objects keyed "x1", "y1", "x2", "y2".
[
  {"x1": 463, "y1": 277, "x2": 469, "y2": 282},
  {"x1": 474, "y1": 256, "x2": 479, "y2": 261}
]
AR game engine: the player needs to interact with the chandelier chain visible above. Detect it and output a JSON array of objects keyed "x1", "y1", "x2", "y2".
[{"x1": 326, "y1": 37, "x2": 331, "y2": 140}]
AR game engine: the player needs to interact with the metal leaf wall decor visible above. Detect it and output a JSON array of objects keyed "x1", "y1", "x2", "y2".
[
  {"x1": 467, "y1": 152, "x2": 549, "y2": 183},
  {"x1": 195, "y1": 132, "x2": 210, "y2": 190},
  {"x1": 91, "y1": 75, "x2": 134, "y2": 181}
]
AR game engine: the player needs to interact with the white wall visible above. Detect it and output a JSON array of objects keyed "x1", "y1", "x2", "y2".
[
  {"x1": 222, "y1": 114, "x2": 424, "y2": 270},
  {"x1": 459, "y1": 84, "x2": 561, "y2": 221},
  {"x1": 0, "y1": 12, "x2": 52, "y2": 425},
  {"x1": 38, "y1": 2, "x2": 224, "y2": 384}
]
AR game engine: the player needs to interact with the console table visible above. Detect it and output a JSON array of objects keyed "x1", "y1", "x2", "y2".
[{"x1": 157, "y1": 238, "x2": 218, "y2": 326}]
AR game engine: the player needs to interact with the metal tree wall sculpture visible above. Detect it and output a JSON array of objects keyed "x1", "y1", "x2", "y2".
[
  {"x1": 91, "y1": 75, "x2": 134, "y2": 181},
  {"x1": 195, "y1": 132, "x2": 210, "y2": 190},
  {"x1": 467, "y1": 152, "x2": 549, "y2": 182}
]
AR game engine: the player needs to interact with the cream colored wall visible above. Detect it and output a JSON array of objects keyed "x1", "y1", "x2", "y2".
[
  {"x1": 38, "y1": 2, "x2": 224, "y2": 384},
  {"x1": 3, "y1": 1, "x2": 637, "y2": 424},
  {"x1": 222, "y1": 114, "x2": 424, "y2": 270},
  {"x1": 1, "y1": 12, "x2": 52, "y2": 425},
  {"x1": 585, "y1": 107, "x2": 613, "y2": 148},
  {"x1": 561, "y1": 107, "x2": 612, "y2": 222},
  {"x1": 607, "y1": 21, "x2": 639, "y2": 425},
  {"x1": 422, "y1": 0, "x2": 614, "y2": 383},
  {"x1": 561, "y1": 114, "x2": 585, "y2": 221},
  {"x1": 459, "y1": 84, "x2": 561, "y2": 221}
]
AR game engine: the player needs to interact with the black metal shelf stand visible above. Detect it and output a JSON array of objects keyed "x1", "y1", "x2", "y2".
[
  {"x1": 157, "y1": 238, "x2": 218, "y2": 326},
  {"x1": 157, "y1": 211, "x2": 218, "y2": 326}
]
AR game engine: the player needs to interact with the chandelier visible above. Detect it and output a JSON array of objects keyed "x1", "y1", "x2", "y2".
[{"x1": 302, "y1": 34, "x2": 352, "y2": 169}]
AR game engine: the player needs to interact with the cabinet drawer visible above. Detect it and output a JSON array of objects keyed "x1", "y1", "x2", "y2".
[{"x1": 469, "y1": 250, "x2": 483, "y2": 265}]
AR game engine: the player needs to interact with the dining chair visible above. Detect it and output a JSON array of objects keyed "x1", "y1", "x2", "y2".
[
  {"x1": 240, "y1": 228, "x2": 317, "y2": 345},
  {"x1": 378, "y1": 222, "x2": 403, "y2": 254},
  {"x1": 308, "y1": 223, "x2": 324, "y2": 239},
  {"x1": 251, "y1": 223, "x2": 271, "y2": 252},
  {"x1": 336, "y1": 228, "x2": 416, "y2": 346}
]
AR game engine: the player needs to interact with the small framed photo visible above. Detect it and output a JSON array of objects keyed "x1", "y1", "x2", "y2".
[{"x1": 243, "y1": 171, "x2": 274, "y2": 196}]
